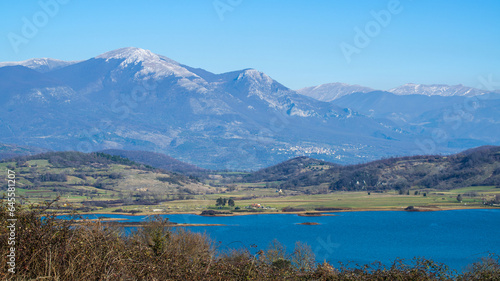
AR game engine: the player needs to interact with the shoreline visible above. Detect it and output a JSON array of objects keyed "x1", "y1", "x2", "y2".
[
  {"x1": 60, "y1": 205, "x2": 498, "y2": 217},
  {"x1": 72, "y1": 219, "x2": 226, "y2": 227}
]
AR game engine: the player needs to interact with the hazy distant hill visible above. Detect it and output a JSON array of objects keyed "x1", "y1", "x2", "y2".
[
  {"x1": 100, "y1": 149, "x2": 207, "y2": 174},
  {"x1": 247, "y1": 146, "x2": 500, "y2": 191},
  {"x1": 0, "y1": 142, "x2": 49, "y2": 160}
]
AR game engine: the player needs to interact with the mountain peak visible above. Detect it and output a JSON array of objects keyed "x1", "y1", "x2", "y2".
[
  {"x1": 237, "y1": 68, "x2": 273, "y2": 84},
  {"x1": 96, "y1": 47, "x2": 157, "y2": 61},
  {"x1": 94, "y1": 47, "x2": 196, "y2": 79}
]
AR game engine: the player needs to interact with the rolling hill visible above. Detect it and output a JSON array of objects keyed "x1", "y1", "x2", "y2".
[
  {"x1": 1, "y1": 151, "x2": 211, "y2": 212},
  {"x1": 245, "y1": 146, "x2": 500, "y2": 192}
]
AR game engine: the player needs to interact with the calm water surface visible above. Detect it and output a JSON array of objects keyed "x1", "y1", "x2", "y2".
[{"x1": 79, "y1": 209, "x2": 500, "y2": 271}]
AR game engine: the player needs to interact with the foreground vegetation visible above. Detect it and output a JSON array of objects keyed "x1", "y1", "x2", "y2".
[{"x1": 1, "y1": 202, "x2": 499, "y2": 280}]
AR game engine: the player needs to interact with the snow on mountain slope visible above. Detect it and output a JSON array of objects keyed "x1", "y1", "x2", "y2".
[
  {"x1": 0, "y1": 58, "x2": 80, "y2": 73},
  {"x1": 297, "y1": 83, "x2": 375, "y2": 102},
  {"x1": 95, "y1": 47, "x2": 198, "y2": 80},
  {"x1": 388, "y1": 83, "x2": 488, "y2": 97}
]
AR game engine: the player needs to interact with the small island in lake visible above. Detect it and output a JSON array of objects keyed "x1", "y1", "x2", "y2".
[{"x1": 296, "y1": 222, "x2": 320, "y2": 225}]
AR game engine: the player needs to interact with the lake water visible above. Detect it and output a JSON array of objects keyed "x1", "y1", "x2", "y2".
[{"x1": 78, "y1": 209, "x2": 500, "y2": 271}]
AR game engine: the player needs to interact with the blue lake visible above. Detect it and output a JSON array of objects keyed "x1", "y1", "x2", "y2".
[{"x1": 77, "y1": 209, "x2": 500, "y2": 271}]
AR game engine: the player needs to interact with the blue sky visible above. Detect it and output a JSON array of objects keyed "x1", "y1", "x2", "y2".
[{"x1": 0, "y1": 0, "x2": 499, "y2": 90}]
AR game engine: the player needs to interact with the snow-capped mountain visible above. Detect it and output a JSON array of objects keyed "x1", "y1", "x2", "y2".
[
  {"x1": 298, "y1": 82, "x2": 492, "y2": 102},
  {"x1": 0, "y1": 58, "x2": 80, "y2": 73},
  {"x1": 299, "y1": 81, "x2": 499, "y2": 150},
  {"x1": 297, "y1": 83, "x2": 374, "y2": 102},
  {"x1": 0, "y1": 47, "x2": 498, "y2": 169},
  {"x1": 95, "y1": 47, "x2": 199, "y2": 80},
  {"x1": 388, "y1": 83, "x2": 488, "y2": 97}
]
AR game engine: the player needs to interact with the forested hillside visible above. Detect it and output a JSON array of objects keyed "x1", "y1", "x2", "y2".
[{"x1": 247, "y1": 146, "x2": 500, "y2": 192}]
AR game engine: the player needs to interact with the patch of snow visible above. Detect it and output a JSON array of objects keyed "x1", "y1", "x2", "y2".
[
  {"x1": 289, "y1": 107, "x2": 313, "y2": 117},
  {"x1": 177, "y1": 78, "x2": 208, "y2": 93}
]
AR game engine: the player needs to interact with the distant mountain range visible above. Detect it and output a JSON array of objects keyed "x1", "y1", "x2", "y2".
[
  {"x1": 387, "y1": 83, "x2": 489, "y2": 97},
  {"x1": 0, "y1": 47, "x2": 499, "y2": 170},
  {"x1": 0, "y1": 58, "x2": 80, "y2": 73},
  {"x1": 298, "y1": 82, "x2": 492, "y2": 102}
]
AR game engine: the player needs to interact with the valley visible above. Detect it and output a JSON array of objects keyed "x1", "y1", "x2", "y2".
[{"x1": 3, "y1": 147, "x2": 499, "y2": 215}]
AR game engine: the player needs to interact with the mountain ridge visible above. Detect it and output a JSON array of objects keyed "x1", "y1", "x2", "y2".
[
  {"x1": 388, "y1": 83, "x2": 489, "y2": 97},
  {"x1": 6, "y1": 48, "x2": 492, "y2": 98},
  {"x1": 0, "y1": 58, "x2": 80, "y2": 73},
  {"x1": 299, "y1": 82, "x2": 494, "y2": 102}
]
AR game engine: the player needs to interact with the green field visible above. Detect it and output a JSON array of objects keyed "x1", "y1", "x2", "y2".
[{"x1": 84, "y1": 185, "x2": 500, "y2": 214}]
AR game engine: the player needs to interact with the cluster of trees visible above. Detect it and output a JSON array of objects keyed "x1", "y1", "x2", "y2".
[
  {"x1": 215, "y1": 197, "x2": 235, "y2": 207},
  {"x1": 37, "y1": 172, "x2": 68, "y2": 182}
]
